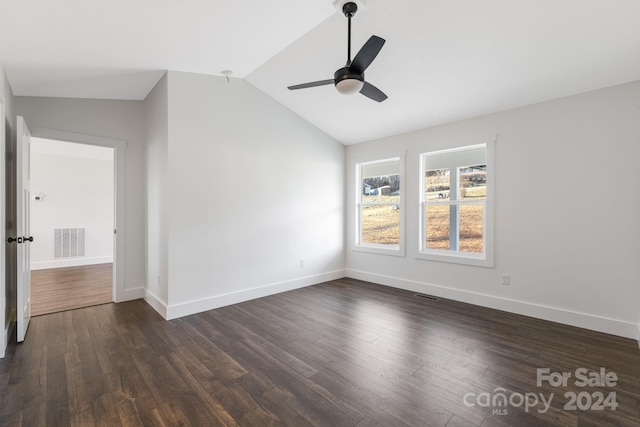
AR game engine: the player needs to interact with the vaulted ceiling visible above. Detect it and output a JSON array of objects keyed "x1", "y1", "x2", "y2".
[{"x1": 2, "y1": 0, "x2": 639, "y2": 144}]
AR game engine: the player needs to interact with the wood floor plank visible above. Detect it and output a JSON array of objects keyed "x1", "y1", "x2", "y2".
[
  {"x1": 45, "y1": 351, "x2": 70, "y2": 425},
  {"x1": 31, "y1": 264, "x2": 113, "y2": 316},
  {"x1": 167, "y1": 351, "x2": 239, "y2": 426},
  {"x1": 1, "y1": 279, "x2": 639, "y2": 426}
]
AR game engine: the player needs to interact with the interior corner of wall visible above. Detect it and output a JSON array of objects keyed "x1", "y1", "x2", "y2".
[{"x1": 144, "y1": 288, "x2": 168, "y2": 320}]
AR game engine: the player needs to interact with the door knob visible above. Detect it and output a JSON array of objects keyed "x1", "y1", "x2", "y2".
[
  {"x1": 23, "y1": 236, "x2": 34, "y2": 242},
  {"x1": 7, "y1": 237, "x2": 17, "y2": 243}
]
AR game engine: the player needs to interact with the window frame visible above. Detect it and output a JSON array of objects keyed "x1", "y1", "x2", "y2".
[
  {"x1": 354, "y1": 156, "x2": 405, "y2": 256},
  {"x1": 417, "y1": 141, "x2": 494, "y2": 267}
]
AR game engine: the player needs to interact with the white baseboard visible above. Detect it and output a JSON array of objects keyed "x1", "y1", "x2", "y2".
[
  {"x1": 636, "y1": 323, "x2": 640, "y2": 350},
  {"x1": 346, "y1": 269, "x2": 637, "y2": 340},
  {"x1": 166, "y1": 269, "x2": 346, "y2": 320},
  {"x1": 118, "y1": 286, "x2": 144, "y2": 302},
  {"x1": 115, "y1": 286, "x2": 166, "y2": 318},
  {"x1": 31, "y1": 256, "x2": 113, "y2": 270},
  {"x1": 144, "y1": 289, "x2": 168, "y2": 320}
]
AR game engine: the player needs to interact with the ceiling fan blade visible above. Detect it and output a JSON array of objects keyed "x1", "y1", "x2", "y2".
[
  {"x1": 350, "y1": 35, "x2": 385, "y2": 74},
  {"x1": 360, "y1": 81, "x2": 388, "y2": 102},
  {"x1": 288, "y1": 79, "x2": 334, "y2": 90}
]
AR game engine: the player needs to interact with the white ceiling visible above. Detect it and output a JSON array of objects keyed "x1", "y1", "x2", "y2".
[
  {"x1": 0, "y1": 0, "x2": 335, "y2": 97},
  {"x1": 2, "y1": 0, "x2": 640, "y2": 145}
]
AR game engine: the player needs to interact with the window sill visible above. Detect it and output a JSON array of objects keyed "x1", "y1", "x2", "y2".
[
  {"x1": 353, "y1": 244, "x2": 405, "y2": 257},
  {"x1": 416, "y1": 250, "x2": 493, "y2": 267}
]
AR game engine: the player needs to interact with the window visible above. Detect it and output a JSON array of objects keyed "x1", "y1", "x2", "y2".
[
  {"x1": 419, "y1": 143, "x2": 493, "y2": 266},
  {"x1": 355, "y1": 157, "x2": 403, "y2": 255}
]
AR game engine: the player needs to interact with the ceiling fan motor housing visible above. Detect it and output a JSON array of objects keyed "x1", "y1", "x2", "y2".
[{"x1": 334, "y1": 67, "x2": 364, "y2": 94}]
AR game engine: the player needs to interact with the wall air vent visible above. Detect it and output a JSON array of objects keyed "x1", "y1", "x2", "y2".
[{"x1": 54, "y1": 228, "x2": 86, "y2": 259}]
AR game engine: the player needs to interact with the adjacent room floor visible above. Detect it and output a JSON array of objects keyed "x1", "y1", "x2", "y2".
[
  {"x1": 30, "y1": 263, "x2": 112, "y2": 316},
  {"x1": 1, "y1": 278, "x2": 639, "y2": 426}
]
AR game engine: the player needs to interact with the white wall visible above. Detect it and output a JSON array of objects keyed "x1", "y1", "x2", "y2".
[
  {"x1": 15, "y1": 97, "x2": 146, "y2": 298},
  {"x1": 143, "y1": 73, "x2": 169, "y2": 311},
  {"x1": 346, "y1": 80, "x2": 640, "y2": 339},
  {"x1": 30, "y1": 139, "x2": 114, "y2": 269},
  {"x1": 147, "y1": 71, "x2": 345, "y2": 319}
]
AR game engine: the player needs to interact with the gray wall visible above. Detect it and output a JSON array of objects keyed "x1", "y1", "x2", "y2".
[
  {"x1": 143, "y1": 73, "x2": 169, "y2": 307},
  {"x1": 346, "y1": 80, "x2": 640, "y2": 338},
  {"x1": 145, "y1": 71, "x2": 346, "y2": 319}
]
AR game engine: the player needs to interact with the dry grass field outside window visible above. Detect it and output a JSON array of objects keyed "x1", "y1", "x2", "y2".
[
  {"x1": 424, "y1": 184, "x2": 485, "y2": 253},
  {"x1": 361, "y1": 206, "x2": 400, "y2": 245},
  {"x1": 360, "y1": 186, "x2": 485, "y2": 252},
  {"x1": 361, "y1": 195, "x2": 400, "y2": 245},
  {"x1": 424, "y1": 204, "x2": 484, "y2": 252},
  {"x1": 359, "y1": 168, "x2": 486, "y2": 252}
]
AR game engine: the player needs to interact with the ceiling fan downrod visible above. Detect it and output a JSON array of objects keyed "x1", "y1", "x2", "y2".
[{"x1": 343, "y1": 2, "x2": 358, "y2": 66}]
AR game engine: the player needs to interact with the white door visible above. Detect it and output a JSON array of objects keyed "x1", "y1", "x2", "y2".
[
  {"x1": 0, "y1": 98, "x2": 5, "y2": 356},
  {"x1": 16, "y1": 116, "x2": 32, "y2": 342}
]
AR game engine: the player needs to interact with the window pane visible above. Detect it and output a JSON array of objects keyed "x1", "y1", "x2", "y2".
[
  {"x1": 425, "y1": 168, "x2": 450, "y2": 201},
  {"x1": 425, "y1": 204, "x2": 450, "y2": 250},
  {"x1": 357, "y1": 157, "x2": 402, "y2": 251},
  {"x1": 459, "y1": 204, "x2": 484, "y2": 253},
  {"x1": 361, "y1": 160, "x2": 399, "y2": 179},
  {"x1": 459, "y1": 165, "x2": 486, "y2": 200},
  {"x1": 362, "y1": 174, "x2": 400, "y2": 205},
  {"x1": 419, "y1": 143, "x2": 492, "y2": 265},
  {"x1": 361, "y1": 205, "x2": 400, "y2": 245}
]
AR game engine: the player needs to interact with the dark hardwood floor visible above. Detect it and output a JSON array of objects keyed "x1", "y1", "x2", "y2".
[
  {"x1": 1, "y1": 278, "x2": 639, "y2": 426},
  {"x1": 31, "y1": 264, "x2": 113, "y2": 316}
]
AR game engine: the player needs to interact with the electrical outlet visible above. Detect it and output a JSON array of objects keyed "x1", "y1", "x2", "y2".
[
  {"x1": 300, "y1": 259, "x2": 305, "y2": 268},
  {"x1": 501, "y1": 274, "x2": 511, "y2": 286}
]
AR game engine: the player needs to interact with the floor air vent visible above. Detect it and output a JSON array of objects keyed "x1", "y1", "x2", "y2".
[{"x1": 414, "y1": 293, "x2": 439, "y2": 301}]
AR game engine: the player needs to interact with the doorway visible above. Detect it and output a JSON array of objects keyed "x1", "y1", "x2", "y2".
[{"x1": 29, "y1": 138, "x2": 115, "y2": 315}]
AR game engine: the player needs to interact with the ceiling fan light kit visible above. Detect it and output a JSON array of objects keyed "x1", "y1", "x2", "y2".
[
  {"x1": 287, "y1": 1, "x2": 387, "y2": 102},
  {"x1": 334, "y1": 67, "x2": 364, "y2": 94}
]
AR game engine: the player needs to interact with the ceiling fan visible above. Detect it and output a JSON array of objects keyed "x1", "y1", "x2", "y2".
[{"x1": 287, "y1": 1, "x2": 387, "y2": 102}]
